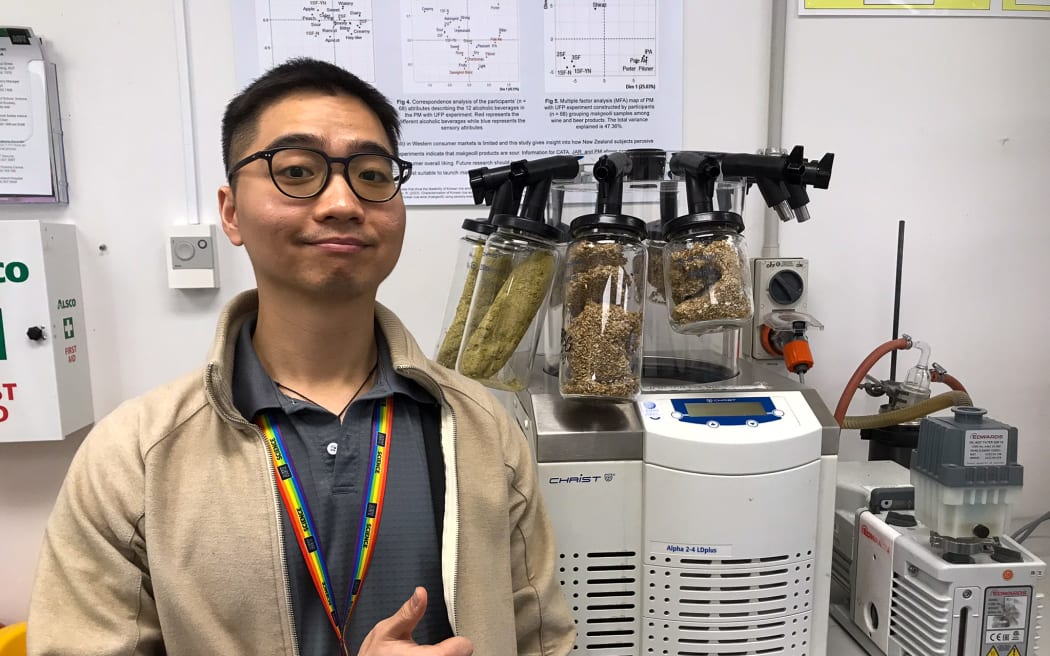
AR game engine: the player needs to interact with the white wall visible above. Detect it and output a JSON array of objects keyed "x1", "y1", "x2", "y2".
[
  {"x1": 780, "y1": 15, "x2": 1050, "y2": 466},
  {"x1": 1, "y1": 0, "x2": 1048, "y2": 624}
]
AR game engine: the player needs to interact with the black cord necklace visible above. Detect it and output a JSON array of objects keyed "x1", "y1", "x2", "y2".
[{"x1": 274, "y1": 359, "x2": 379, "y2": 419}]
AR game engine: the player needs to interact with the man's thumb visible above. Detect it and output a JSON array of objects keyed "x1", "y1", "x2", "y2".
[{"x1": 386, "y1": 587, "x2": 427, "y2": 639}]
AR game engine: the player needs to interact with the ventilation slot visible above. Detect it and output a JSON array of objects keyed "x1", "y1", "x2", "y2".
[
  {"x1": 647, "y1": 558, "x2": 813, "y2": 620},
  {"x1": 830, "y1": 545, "x2": 852, "y2": 596},
  {"x1": 647, "y1": 612, "x2": 812, "y2": 655},
  {"x1": 644, "y1": 549, "x2": 814, "y2": 653},
  {"x1": 889, "y1": 572, "x2": 951, "y2": 655},
  {"x1": 651, "y1": 551, "x2": 812, "y2": 571},
  {"x1": 1034, "y1": 592, "x2": 1045, "y2": 653},
  {"x1": 560, "y1": 551, "x2": 640, "y2": 654}
]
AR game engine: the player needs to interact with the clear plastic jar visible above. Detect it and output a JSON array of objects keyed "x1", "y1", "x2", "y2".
[
  {"x1": 457, "y1": 216, "x2": 560, "y2": 391},
  {"x1": 559, "y1": 215, "x2": 647, "y2": 401},
  {"x1": 645, "y1": 220, "x2": 667, "y2": 305},
  {"x1": 663, "y1": 211, "x2": 754, "y2": 335},
  {"x1": 542, "y1": 223, "x2": 571, "y2": 375},
  {"x1": 434, "y1": 219, "x2": 494, "y2": 369}
]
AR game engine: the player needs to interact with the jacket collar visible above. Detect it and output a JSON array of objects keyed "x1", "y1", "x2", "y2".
[{"x1": 205, "y1": 289, "x2": 436, "y2": 422}]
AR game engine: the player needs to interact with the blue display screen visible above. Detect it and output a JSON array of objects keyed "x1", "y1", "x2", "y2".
[
  {"x1": 684, "y1": 401, "x2": 766, "y2": 417},
  {"x1": 670, "y1": 396, "x2": 781, "y2": 426}
]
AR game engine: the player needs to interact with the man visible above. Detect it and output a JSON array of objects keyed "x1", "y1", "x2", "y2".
[{"x1": 28, "y1": 58, "x2": 575, "y2": 655}]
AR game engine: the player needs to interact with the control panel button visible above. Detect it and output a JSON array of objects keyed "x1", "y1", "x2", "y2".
[
  {"x1": 707, "y1": 420, "x2": 719, "y2": 428},
  {"x1": 746, "y1": 419, "x2": 759, "y2": 427},
  {"x1": 174, "y1": 241, "x2": 195, "y2": 261}
]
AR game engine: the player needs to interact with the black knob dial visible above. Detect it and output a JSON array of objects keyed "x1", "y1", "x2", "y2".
[
  {"x1": 768, "y1": 270, "x2": 805, "y2": 305},
  {"x1": 26, "y1": 326, "x2": 46, "y2": 341}
]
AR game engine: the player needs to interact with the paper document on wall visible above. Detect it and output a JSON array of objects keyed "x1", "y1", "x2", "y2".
[
  {"x1": 231, "y1": 0, "x2": 684, "y2": 205},
  {"x1": 0, "y1": 27, "x2": 68, "y2": 203}
]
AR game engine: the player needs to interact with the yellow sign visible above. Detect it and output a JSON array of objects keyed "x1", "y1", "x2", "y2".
[
  {"x1": 987, "y1": 647, "x2": 1000, "y2": 656},
  {"x1": 1003, "y1": 0, "x2": 1050, "y2": 10},
  {"x1": 802, "y1": 0, "x2": 1050, "y2": 13},
  {"x1": 1007, "y1": 647, "x2": 1022, "y2": 656},
  {"x1": 804, "y1": 0, "x2": 989, "y2": 8}
]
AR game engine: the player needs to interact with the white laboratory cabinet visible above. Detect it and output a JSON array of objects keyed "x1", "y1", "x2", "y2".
[{"x1": 0, "y1": 220, "x2": 92, "y2": 441}]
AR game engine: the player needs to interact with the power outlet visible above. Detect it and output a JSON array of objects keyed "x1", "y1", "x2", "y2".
[{"x1": 749, "y1": 258, "x2": 808, "y2": 360}]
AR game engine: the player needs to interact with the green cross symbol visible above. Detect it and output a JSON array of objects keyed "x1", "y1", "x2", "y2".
[{"x1": 63, "y1": 316, "x2": 74, "y2": 340}]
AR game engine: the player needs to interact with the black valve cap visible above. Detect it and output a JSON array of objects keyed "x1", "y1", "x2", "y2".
[
  {"x1": 973, "y1": 524, "x2": 991, "y2": 539},
  {"x1": 26, "y1": 326, "x2": 46, "y2": 341},
  {"x1": 991, "y1": 545, "x2": 1023, "y2": 563},
  {"x1": 885, "y1": 511, "x2": 917, "y2": 528}
]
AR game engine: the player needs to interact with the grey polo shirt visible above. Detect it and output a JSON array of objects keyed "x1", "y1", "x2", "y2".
[{"x1": 232, "y1": 315, "x2": 453, "y2": 655}]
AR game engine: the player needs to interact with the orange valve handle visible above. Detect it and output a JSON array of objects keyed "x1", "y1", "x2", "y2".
[
  {"x1": 783, "y1": 340, "x2": 814, "y2": 374},
  {"x1": 760, "y1": 324, "x2": 783, "y2": 357}
]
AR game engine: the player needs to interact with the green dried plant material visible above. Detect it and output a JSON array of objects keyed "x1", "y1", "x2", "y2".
[
  {"x1": 464, "y1": 249, "x2": 513, "y2": 337},
  {"x1": 435, "y1": 242, "x2": 485, "y2": 368},
  {"x1": 459, "y1": 250, "x2": 555, "y2": 380}
]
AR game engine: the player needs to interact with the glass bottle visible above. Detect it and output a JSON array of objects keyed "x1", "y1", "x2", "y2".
[
  {"x1": 433, "y1": 218, "x2": 495, "y2": 369},
  {"x1": 456, "y1": 216, "x2": 560, "y2": 391},
  {"x1": 559, "y1": 214, "x2": 647, "y2": 401},
  {"x1": 542, "y1": 223, "x2": 571, "y2": 375},
  {"x1": 645, "y1": 219, "x2": 667, "y2": 305},
  {"x1": 663, "y1": 211, "x2": 754, "y2": 335}
]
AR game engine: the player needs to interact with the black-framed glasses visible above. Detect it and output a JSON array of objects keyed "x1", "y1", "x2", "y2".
[{"x1": 227, "y1": 147, "x2": 413, "y2": 202}]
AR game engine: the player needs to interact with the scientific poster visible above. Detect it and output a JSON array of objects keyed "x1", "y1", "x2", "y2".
[{"x1": 232, "y1": 0, "x2": 684, "y2": 205}]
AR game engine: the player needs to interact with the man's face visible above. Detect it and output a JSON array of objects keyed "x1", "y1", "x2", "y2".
[{"x1": 218, "y1": 92, "x2": 406, "y2": 301}]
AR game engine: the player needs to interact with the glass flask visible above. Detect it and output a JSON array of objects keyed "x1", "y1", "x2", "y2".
[
  {"x1": 559, "y1": 215, "x2": 647, "y2": 401},
  {"x1": 663, "y1": 211, "x2": 754, "y2": 335},
  {"x1": 542, "y1": 223, "x2": 571, "y2": 375},
  {"x1": 433, "y1": 218, "x2": 495, "y2": 369},
  {"x1": 456, "y1": 216, "x2": 560, "y2": 391}
]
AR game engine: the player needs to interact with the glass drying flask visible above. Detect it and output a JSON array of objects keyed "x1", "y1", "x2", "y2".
[
  {"x1": 663, "y1": 211, "x2": 754, "y2": 334},
  {"x1": 542, "y1": 222, "x2": 571, "y2": 375},
  {"x1": 433, "y1": 218, "x2": 496, "y2": 369},
  {"x1": 559, "y1": 214, "x2": 647, "y2": 401},
  {"x1": 457, "y1": 213, "x2": 560, "y2": 392},
  {"x1": 645, "y1": 219, "x2": 668, "y2": 305}
]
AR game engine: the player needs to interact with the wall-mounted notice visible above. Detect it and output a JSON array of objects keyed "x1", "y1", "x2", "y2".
[
  {"x1": 0, "y1": 27, "x2": 68, "y2": 204},
  {"x1": 232, "y1": 0, "x2": 683, "y2": 205},
  {"x1": 800, "y1": 0, "x2": 1050, "y2": 16}
]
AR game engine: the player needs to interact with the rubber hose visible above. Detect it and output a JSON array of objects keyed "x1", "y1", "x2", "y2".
[
  {"x1": 834, "y1": 337, "x2": 911, "y2": 425},
  {"x1": 932, "y1": 370, "x2": 967, "y2": 393},
  {"x1": 842, "y1": 390, "x2": 973, "y2": 430}
]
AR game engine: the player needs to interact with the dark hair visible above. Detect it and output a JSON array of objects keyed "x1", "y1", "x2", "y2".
[{"x1": 221, "y1": 58, "x2": 401, "y2": 174}]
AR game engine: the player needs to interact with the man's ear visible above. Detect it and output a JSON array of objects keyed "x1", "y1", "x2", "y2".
[{"x1": 218, "y1": 185, "x2": 244, "y2": 247}]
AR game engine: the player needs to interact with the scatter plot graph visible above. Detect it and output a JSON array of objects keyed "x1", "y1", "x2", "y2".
[
  {"x1": 544, "y1": 0, "x2": 657, "y2": 93},
  {"x1": 400, "y1": 0, "x2": 521, "y2": 93},
  {"x1": 256, "y1": 0, "x2": 376, "y2": 82}
]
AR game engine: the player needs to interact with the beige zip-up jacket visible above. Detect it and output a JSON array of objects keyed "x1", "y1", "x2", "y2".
[{"x1": 28, "y1": 290, "x2": 575, "y2": 655}]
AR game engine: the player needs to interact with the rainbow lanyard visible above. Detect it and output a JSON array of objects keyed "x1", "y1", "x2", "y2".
[{"x1": 255, "y1": 396, "x2": 394, "y2": 653}]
